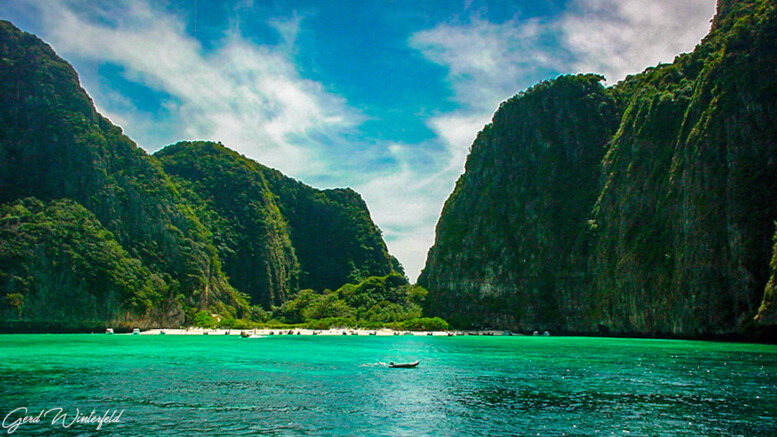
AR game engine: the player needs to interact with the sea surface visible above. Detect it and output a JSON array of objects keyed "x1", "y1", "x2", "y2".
[{"x1": 0, "y1": 335, "x2": 775, "y2": 436}]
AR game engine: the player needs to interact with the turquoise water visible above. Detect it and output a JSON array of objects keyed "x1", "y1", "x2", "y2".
[{"x1": 0, "y1": 335, "x2": 775, "y2": 436}]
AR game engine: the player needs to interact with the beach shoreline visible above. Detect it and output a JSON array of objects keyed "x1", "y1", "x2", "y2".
[{"x1": 136, "y1": 328, "x2": 517, "y2": 337}]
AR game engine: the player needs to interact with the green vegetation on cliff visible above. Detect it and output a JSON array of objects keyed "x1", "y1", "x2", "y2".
[
  {"x1": 254, "y1": 161, "x2": 404, "y2": 290},
  {"x1": 0, "y1": 198, "x2": 171, "y2": 329},
  {"x1": 154, "y1": 142, "x2": 299, "y2": 309},
  {"x1": 155, "y1": 141, "x2": 402, "y2": 306},
  {"x1": 0, "y1": 20, "x2": 250, "y2": 327},
  {"x1": 594, "y1": 0, "x2": 777, "y2": 335},
  {"x1": 0, "y1": 20, "x2": 401, "y2": 330},
  {"x1": 421, "y1": 0, "x2": 777, "y2": 336},
  {"x1": 420, "y1": 74, "x2": 619, "y2": 330},
  {"x1": 756, "y1": 230, "x2": 777, "y2": 326}
]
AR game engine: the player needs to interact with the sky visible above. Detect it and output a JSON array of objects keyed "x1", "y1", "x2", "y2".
[{"x1": 0, "y1": 0, "x2": 717, "y2": 281}]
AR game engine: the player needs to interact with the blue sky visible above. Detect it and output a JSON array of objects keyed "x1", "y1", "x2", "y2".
[{"x1": 0, "y1": 0, "x2": 716, "y2": 280}]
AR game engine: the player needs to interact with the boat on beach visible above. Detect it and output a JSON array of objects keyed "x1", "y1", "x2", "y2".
[{"x1": 389, "y1": 360, "x2": 419, "y2": 368}]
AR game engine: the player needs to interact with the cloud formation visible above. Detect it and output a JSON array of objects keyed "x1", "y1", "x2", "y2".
[
  {"x1": 562, "y1": 0, "x2": 716, "y2": 84},
  {"x1": 410, "y1": 17, "x2": 562, "y2": 113},
  {"x1": 33, "y1": 0, "x2": 357, "y2": 177},
  {"x1": 409, "y1": 0, "x2": 715, "y2": 172}
]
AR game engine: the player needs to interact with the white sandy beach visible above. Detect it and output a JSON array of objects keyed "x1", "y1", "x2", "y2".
[{"x1": 135, "y1": 328, "x2": 516, "y2": 337}]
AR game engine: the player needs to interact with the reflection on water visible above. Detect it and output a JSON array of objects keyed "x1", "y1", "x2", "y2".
[{"x1": 0, "y1": 335, "x2": 775, "y2": 436}]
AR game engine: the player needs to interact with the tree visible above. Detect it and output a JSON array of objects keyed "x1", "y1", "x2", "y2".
[{"x1": 4, "y1": 293, "x2": 25, "y2": 319}]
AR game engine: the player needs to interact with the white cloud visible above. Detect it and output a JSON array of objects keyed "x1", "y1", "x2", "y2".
[
  {"x1": 562, "y1": 0, "x2": 716, "y2": 83},
  {"x1": 428, "y1": 114, "x2": 491, "y2": 170},
  {"x1": 409, "y1": 0, "x2": 715, "y2": 160},
  {"x1": 410, "y1": 16, "x2": 562, "y2": 113},
  {"x1": 351, "y1": 143, "x2": 455, "y2": 281},
  {"x1": 32, "y1": 0, "x2": 357, "y2": 177}
]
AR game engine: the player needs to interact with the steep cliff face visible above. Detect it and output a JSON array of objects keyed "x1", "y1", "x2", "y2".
[
  {"x1": 421, "y1": 0, "x2": 777, "y2": 335},
  {"x1": 0, "y1": 198, "x2": 184, "y2": 330},
  {"x1": 595, "y1": 0, "x2": 777, "y2": 335},
  {"x1": 419, "y1": 75, "x2": 619, "y2": 330},
  {"x1": 0, "y1": 20, "x2": 249, "y2": 326},
  {"x1": 157, "y1": 141, "x2": 401, "y2": 300},
  {"x1": 0, "y1": 20, "x2": 402, "y2": 327},
  {"x1": 155, "y1": 142, "x2": 298, "y2": 308},
  {"x1": 756, "y1": 232, "x2": 777, "y2": 326},
  {"x1": 267, "y1": 181, "x2": 401, "y2": 291}
]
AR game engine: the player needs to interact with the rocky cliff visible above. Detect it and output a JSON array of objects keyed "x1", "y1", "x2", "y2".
[
  {"x1": 0, "y1": 20, "x2": 247, "y2": 329},
  {"x1": 420, "y1": 0, "x2": 777, "y2": 337},
  {"x1": 420, "y1": 74, "x2": 619, "y2": 330},
  {"x1": 156, "y1": 141, "x2": 401, "y2": 306},
  {"x1": 0, "y1": 20, "x2": 399, "y2": 329}
]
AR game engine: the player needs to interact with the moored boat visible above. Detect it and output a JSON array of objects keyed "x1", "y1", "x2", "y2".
[{"x1": 389, "y1": 360, "x2": 419, "y2": 368}]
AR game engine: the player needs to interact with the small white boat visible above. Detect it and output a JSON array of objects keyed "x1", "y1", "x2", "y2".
[
  {"x1": 132, "y1": 328, "x2": 140, "y2": 335},
  {"x1": 105, "y1": 328, "x2": 114, "y2": 335}
]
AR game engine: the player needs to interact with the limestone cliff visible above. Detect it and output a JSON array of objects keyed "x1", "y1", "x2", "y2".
[
  {"x1": 419, "y1": 75, "x2": 619, "y2": 330},
  {"x1": 156, "y1": 141, "x2": 401, "y2": 307},
  {"x1": 0, "y1": 20, "x2": 248, "y2": 327},
  {"x1": 0, "y1": 20, "x2": 400, "y2": 329},
  {"x1": 420, "y1": 0, "x2": 777, "y2": 336}
]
